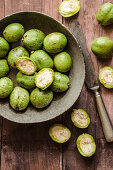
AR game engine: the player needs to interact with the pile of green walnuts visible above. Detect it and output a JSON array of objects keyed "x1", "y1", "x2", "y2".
[{"x1": 0, "y1": 23, "x2": 72, "y2": 111}]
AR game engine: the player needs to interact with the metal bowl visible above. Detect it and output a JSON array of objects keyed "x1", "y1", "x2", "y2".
[{"x1": 0, "y1": 12, "x2": 85, "y2": 123}]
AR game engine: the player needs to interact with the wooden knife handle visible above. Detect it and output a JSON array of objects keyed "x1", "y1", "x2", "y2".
[{"x1": 94, "y1": 89, "x2": 113, "y2": 142}]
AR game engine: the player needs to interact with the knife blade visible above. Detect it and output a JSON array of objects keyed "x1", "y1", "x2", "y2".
[
  {"x1": 69, "y1": 20, "x2": 113, "y2": 142},
  {"x1": 69, "y1": 20, "x2": 99, "y2": 90}
]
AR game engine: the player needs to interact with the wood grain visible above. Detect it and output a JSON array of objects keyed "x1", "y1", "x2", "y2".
[
  {"x1": 1, "y1": 119, "x2": 62, "y2": 170},
  {"x1": 62, "y1": 0, "x2": 96, "y2": 169}
]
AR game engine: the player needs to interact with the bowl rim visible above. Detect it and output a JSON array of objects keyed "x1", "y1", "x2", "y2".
[
  {"x1": 0, "y1": 11, "x2": 85, "y2": 123},
  {"x1": 1, "y1": 11, "x2": 84, "y2": 53}
]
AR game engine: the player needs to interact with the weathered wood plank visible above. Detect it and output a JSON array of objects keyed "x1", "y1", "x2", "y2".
[
  {"x1": 95, "y1": 0, "x2": 113, "y2": 139},
  {"x1": 100, "y1": 0, "x2": 113, "y2": 123},
  {"x1": 5, "y1": 0, "x2": 30, "y2": 15},
  {"x1": 62, "y1": 0, "x2": 113, "y2": 170},
  {"x1": 0, "y1": 0, "x2": 5, "y2": 169},
  {"x1": 62, "y1": 0, "x2": 97, "y2": 169},
  {"x1": 94, "y1": 2, "x2": 113, "y2": 168},
  {"x1": 0, "y1": 0, "x2": 5, "y2": 18},
  {"x1": 1, "y1": 0, "x2": 62, "y2": 170},
  {"x1": 84, "y1": 1, "x2": 113, "y2": 169},
  {"x1": 62, "y1": 87, "x2": 96, "y2": 170},
  {"x1": 1, "y1": 118, "x2": 62, "y2": 170},
  {"x1": 5, "y1": 0, "x2": 62, "y2": 20},
  {"x1": 0, "y1": 0, "x2": 5, "y2": 142}
]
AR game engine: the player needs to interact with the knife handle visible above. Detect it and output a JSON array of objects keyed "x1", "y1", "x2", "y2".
[{"x1": 94, "y1": 89, "x2": 113, "y2": 142}]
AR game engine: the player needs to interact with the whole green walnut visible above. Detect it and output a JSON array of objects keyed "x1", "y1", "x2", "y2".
[
  {"x1": 91, "y1": 37, "x2": 113, "y2": 59},
  {"x1": 43, "y1": 32, "x2": 67, "y2": 53},
  {"x1": 54, "y1": 52, "x2": 72, "y2": 72},
  {"x1": 22, "y1": 29, "x2": 45, "y2": 50},
  {"x1": 8, "y1": 46, "x2": 29, "y2": 68},
  {"x1": 50, "y1": 72, "x2": 70, "y2": 92},
  {"x1": 30, "y1": 88, "x2": 53, "y2": 108},
  {"x1": 16, "y1": 71, "x2": 36, "y2": 89},
  {"x1": 10, "y1": 87, "x2": 29, "y2": 111},
  {"x1": 59, "y1": 0, "x2": 81, "y2": 17},
  {"x1": 0, "y1": 37, "x2": 10, "y2": 58},
  {"x1": 96, "y1": 3, "x2": 113, "y2": 26},
  {"x1": 0, "y1": 59, "x2": 9, "y2": 78},
  {"x1": 0, "y1": 77, "x2": 13, "y2": 98},
  {"x1": 3, "y1": 23, "x2": 24, "y2": 42},
  {"x1": 30, "y1": 50, "x2": 54, "y2": 70}
]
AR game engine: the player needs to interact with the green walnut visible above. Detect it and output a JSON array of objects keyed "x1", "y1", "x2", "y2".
[
  {"x1": 16, "y1": 57, "x2": 37, "y2": 75},
  {"x1": 50, "y1": 72, "x2": 70, "y2": 92},
  {"x1": 0, "y1": 77, "x2": 13, "y2": 99},
  {"x1": 22, "y1": 29, "x2": 45, "y2": 50},
  {"x1": 91, "y1": 37, "x2": 113, "y2": 59},
  {"x1": 99, "y1": 66, "x2": 113, "y2": 89},
  {"x1": 49, "y1": 124, "x2": 71, "y2": 143},
  {"x1": 16, "y1": 71, "x2": 36, "y2": 90},
  {"x1": 43, "y1": 32, "x2": 67, "y2": 53},
  {"x1": 59, "y1": 0, "x2": 81, "y2": 17},
  {"x1": 3, "y1": 23, "x2": 24, "y2": 42},
  {"x1": 30, "y1": 50, "x2": 54, "y2": 70},
  {"x1": 76, "y1": 133, "x2": 96, "y2": 157},
  {"x1": 10, "y1": 87, "x2": 29, "y2": 111},
  {"x1": 35, "y1": 68, "x2": 54, "y2": 90},
  {"x1": 0, "y1": 37, "x2": 10, "y2": 58},
  {"x1": 8, "y1": 46, "x2": 29, "y2": 68},
  {"x1": 0, "y1": 59, "x2": 9, "y2": 78},
  {"x1": 54, "y1": 52, "x2": 72, "y2": 72},
  {"x1": 30, "y1": 87, "x2": 53, "y2": 108},
  {"x1": 71, "y1": 109, "x2": 90, "y2": 128},
  {"x1": 96, "y1": 3, "x2": 113, "y2": 26}
]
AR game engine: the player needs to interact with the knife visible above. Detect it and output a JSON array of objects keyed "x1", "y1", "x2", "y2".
[{"x1": 69, "y1": 20, "x2": 113, "y2": 142}]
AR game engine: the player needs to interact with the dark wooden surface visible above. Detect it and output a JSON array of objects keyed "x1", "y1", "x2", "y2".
[{"x1": 0, "y1": 0, "x2": 113, "y2": 169}]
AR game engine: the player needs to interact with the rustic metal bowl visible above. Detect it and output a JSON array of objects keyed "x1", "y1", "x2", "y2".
[{"x1": 0, "y1": 12, "x2": 85, "y2": 123}]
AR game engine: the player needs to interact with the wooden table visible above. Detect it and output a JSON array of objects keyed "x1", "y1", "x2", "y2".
[{"x1": 0, "y1": 0, "x2": 113, "y2": 169}]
